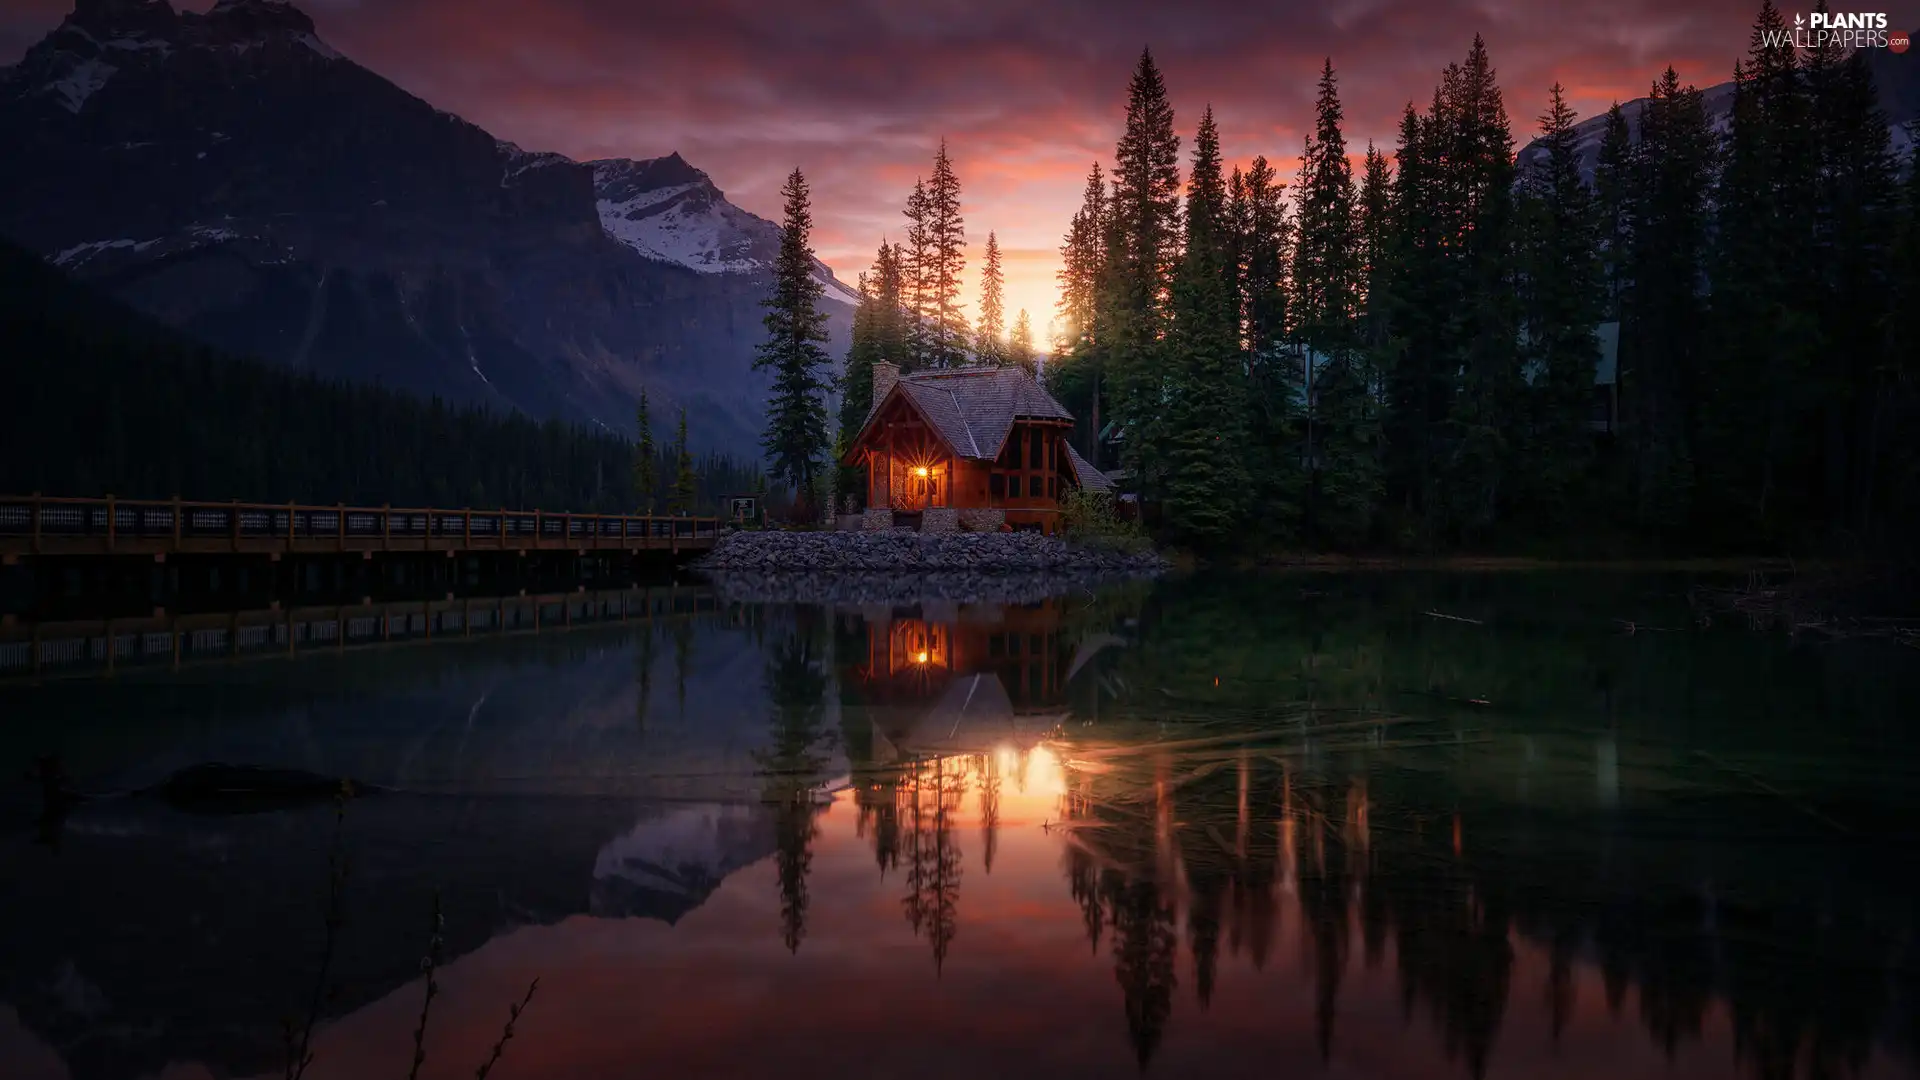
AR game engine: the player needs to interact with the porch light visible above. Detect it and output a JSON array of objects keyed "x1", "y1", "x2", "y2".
[
  {"x1": 913, "y1": 466, "x2": 930, "y2": 477},
  {"x1": 915, "y1": 650, "x2": 930, "y2": 664}
]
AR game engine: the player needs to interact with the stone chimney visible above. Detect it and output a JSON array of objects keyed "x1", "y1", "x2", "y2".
[{"x1": 872, "y1": 359, "x2": 900, "y2": 407}]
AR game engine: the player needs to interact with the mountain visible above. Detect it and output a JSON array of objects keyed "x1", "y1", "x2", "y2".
[
  {"x1": 0, "y1": 0, "x2": 858, "y2": 459},
  {"x1": 1517, "y1": 46, "x2": 1918, "y2": 182}
]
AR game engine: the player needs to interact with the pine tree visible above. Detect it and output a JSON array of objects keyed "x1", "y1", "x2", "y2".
[
  {"x1": 633, "y1": 389, "x2": 658, "y2": 513},
  {"x1": 1053, "y1": 162, "x2": 1111, "y2": 459},
  {"x1": 903, "y1": 179, "x2": 932, "y2": 369},
  {"x1": 1618, "y1": 68, "x2": 1716, "y2": 533},
  {"x1": 1803, "y1": 21, "x2": 1900, "y2": 534},
  {"x1": 1105, "y1": 47, "x2": 1183, "y2": 496},
  {"x1": 669, "y1": 407, "x2": 698, "y2": 514},
  {"x1": 1516, "y1": 84, "x2": 1603, "y2": 524},
  {"x1": 923, "y1": 141, "x2": 970, "y2": 367},
  {"x1": 1161, "y1": 105, "x2": 1253, "y2": 543},
  {"x1": 975, "y1": 231, "x2": 1006, "y2": 364},
  {"x1": 1594, "y1": 102, "x2": 1633, "y2": 319},
  {"x1": 1291, "y1": 59, "x2": 1379, "y2": 546},
  {"x1": 755, "y1": 167, "x2": 835, "y2": 499},
  {"x1": 1436, "y1": 36, "x2": 1521, "y2": 540},
  {"x1": 1008, "y1": 308, "x2": 1035, "y2": 377},
  {"x1": 1238, "y1": 152, "x2": 1302, "y2": 535},
  {"x1": 842, "y1": 268, "x2": 880, "y2": 437},
  {"x1": 1355, "y1": 143, "x2": 1393, "y2": 354},
  {"x1": 1700, "y1": 3, "x2": 1815, "y2": 533}
]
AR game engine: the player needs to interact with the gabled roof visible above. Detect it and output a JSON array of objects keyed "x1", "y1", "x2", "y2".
[
  {"x1": 845, "y1": 365, "x2": 1075, "y2": 464},
  {"x1": 1063, "y1": 443, "x2": 1113, "y2": 493}
]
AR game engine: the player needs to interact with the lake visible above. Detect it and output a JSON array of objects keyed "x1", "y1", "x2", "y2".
[{"x1": 2, "y1": 571, "x2": 1917, "y2": 1080}]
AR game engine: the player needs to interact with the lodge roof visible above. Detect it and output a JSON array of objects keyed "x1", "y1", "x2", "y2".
[
  {"x1": 1063, "y1": 443, "x2": 1113, "y2": 493},
  {"x1": 850, "y1": 364, "x2": 1076, "y2": 463}
]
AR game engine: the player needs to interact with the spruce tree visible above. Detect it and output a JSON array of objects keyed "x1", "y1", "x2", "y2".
[
  {"x1": 1105, "y1": 48, "x2": 1182, "y2": 497},
  {"x1": 1803, "y1": 27, "x2": 1900, "y2": 533},
  {"x1": 841, "y1": 268, "x2": 880, "y2": 437},
  {"x1": 670, "y1": 407, "x2": 698, "y2": 514},
  {"x1": 1702, "y1": 2, "x2": 1814, "y2": 533},
  {"x1": 1238, "y1": 153, "x2": 1302, "y2": 534},
  {"x1": 1162, "y1": 105, "x2": 1252, "y2": 543},
  {"x1": 903, "y1": 179, "x2": 932, "y2": 369},
  {"x1": 1355, "y1": 143, "x2": 1393, "y2": 355},
  {"x1": 1516, "y1": 84, "x2": 1603, "y2": 524},
  {"x1": 924, "y1": 141, "x2": 970, "y2": 367},
  {"x1": 634, "y1": 389, "x2": 658, "y2": 513},
  {"x1": 1291, "y1": 59, "x2": 1378, "y2": 546},
  {"x1": 754, "y1": 167, "x2": 834, "y2": 497},
  {"x1": 1436, "y1": 37, "x2": 1521, "y2": 540},
  {"x1": 1618, "y1": 68, "x2": 1716, "y2": 533},
  {"x1": 1594, "y1": 102, "x2": 1634, "y2": 319},
  {"x1": 976, "y1": 231, "x2": 1006, "y2": 364},
  {"x1": 1009, "y1": 309, "x2": 1035, "y2": 377},
  {"x1": 1053, "y1": 162, "x2": 1110, "y2": 458}
]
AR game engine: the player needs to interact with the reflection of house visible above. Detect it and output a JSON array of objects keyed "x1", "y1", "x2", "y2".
[
  {"x1": 841, "y1": 361, "x2": 1112, "y2": 533},
  {"x1": 846, "y1": 602, "x2": 1073, "y2": 755}
]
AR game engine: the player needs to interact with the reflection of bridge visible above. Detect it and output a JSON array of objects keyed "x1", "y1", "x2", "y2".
[
  {"x1": 0, "y1": 584, "x2": 718, "y2": 681},
  {"x1": 0, "y1": 494, "x2": 720, "y2": 559}
]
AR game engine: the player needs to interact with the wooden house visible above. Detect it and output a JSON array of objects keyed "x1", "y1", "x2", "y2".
[{"x1": 841, "y1": 361, "x2": 1113, "y2": 533}]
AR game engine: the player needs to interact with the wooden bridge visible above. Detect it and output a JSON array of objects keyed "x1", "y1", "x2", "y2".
[
  {"x1": 0, "y1": 584, "x2": 721, "y2": 681},
  {"x1": 0, "y1": 495, "x2": 722, "y2": 560}
]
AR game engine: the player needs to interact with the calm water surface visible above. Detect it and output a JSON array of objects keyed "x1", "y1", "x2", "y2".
[{"x1": 2, "y1": 572, "x2": 1917, "y2": 1080}]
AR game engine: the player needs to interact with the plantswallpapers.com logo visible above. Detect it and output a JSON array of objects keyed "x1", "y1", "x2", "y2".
[{"x1": 1762, "y1": 12, "x2": 1911, "y2": 51}]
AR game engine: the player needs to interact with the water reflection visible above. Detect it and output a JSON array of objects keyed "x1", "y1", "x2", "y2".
[{"x1": 0, "y1": 574, "x2": 1916, "y2": 1079}]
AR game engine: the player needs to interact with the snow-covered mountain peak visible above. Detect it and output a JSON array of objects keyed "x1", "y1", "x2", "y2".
[{"x1": 589, "y1": 152, "x2": 861, "y2": 302}]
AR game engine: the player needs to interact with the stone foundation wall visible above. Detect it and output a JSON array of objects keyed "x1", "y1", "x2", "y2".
[
  {"x1": 861, "y1": 507, "x2": 894, "y2": 531},
  {"x1": 920, "y1": 508, "x2": 960, "y2": 534},
  {"x1": 958, "y1": 508, "x2": 1006, "y2": 532}
]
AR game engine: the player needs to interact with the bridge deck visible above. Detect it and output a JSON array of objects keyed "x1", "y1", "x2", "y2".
[{"x1": 0, "y1": 495, "x2": 721, "y2": 559}]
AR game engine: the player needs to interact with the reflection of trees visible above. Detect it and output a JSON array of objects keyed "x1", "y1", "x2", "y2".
[
  {"x1": 1107, "y1": 875, "x2": 1179, "y2": 1067},
  {"x1": 1052, "y1": 736, "x2": 1908, "y2": 1080},
  {"x1": 633, "y1": 624, "x2": 655, "y2": 731},
  {"x1": 671, "y1": 617, "x2": 693, "y2": 721},
  {"x1": 757, "y1": 621, "x2": 833, "y2": 955},
  {"x1": 900, "y1": 758, "x2": 964, "y2": 972},
  {"x1": 978, "y1": 752, "x2": 1001, "y2": 875}
]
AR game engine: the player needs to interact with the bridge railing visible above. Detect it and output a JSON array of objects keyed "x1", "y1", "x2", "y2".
[{"x1": 0, "y1": 495, "x2": 720, "y2": 552}]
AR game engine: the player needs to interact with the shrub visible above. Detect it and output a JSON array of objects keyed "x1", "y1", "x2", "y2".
[{"x1": 1060, "y1": 490, "x2": 1151, "y2": 552}]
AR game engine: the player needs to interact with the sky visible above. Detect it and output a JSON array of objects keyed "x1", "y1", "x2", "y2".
[{"x1": 2, "y1": 0, "x2": 1897, "y2": 345}]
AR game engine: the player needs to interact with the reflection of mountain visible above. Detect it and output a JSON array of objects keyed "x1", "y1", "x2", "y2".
[
  {"x1": 0, "y1": 792, "x2": 771, "y2": 1080},
  {"x1": 0, "y1": 615, "x2": 776, "y2": 803},
  {"x1": 591, "y1": 802, "x2": 778, "y2": 923}
]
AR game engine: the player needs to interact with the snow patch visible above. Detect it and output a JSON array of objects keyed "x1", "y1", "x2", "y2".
[
  {"x1": 53, "y1": 237, "x2": 157, "y2": 267},
  {"x1": 105, "y1": 36, "x2": 172, "y2": 56},
  {"x1": 43, "y1": 58, "x2": 117, "y2": 113},
  {"x1": 596, "y1": 187, "x2": 765, "y2": 274},
  {"x1": 296, "y1": 32, "x2": 340, "y2": 60},
  {"x1": 497, "y1": 140, "x2": 569, "y2": 186},
  {"x1": 817, "y1": 274, "x2": 862, "y2": 307}
]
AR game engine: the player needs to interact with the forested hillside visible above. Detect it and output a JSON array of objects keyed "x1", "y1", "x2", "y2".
[{"x1": 0, "y1": 240, "x2": 766, "y2": 513}]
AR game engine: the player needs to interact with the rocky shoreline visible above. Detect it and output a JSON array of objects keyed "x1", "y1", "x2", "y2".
[
  {"x1": 691, "y1": 530, "x2": 1168, "y2": 605},
  {"x1": 695, "y1": 530, "x2": 1168, "y2": 573}
]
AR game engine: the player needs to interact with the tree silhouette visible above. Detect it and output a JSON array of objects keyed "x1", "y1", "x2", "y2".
[{"x1": 757, "y1": 623, "x2": 834, "y2": 954}]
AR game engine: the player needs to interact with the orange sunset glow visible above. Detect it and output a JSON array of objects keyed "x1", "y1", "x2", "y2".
[{"x1": 0, "y1": 0, "x2": 1819, "y2": 343}]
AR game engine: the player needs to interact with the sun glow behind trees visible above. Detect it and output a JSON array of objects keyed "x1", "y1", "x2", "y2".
[{"x1": 830, "y1": 5, "x2": 1919, "y2": 551}]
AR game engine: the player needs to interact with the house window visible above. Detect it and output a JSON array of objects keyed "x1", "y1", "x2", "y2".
[
  {"x1": 1008, "y1": 634, "x2": 1022, "y2": 657},
  {"x1": 1029, "y1": 475, "x2": 1044, "y2": 497},
  {"x1": 1027, "y1": 430, "x2": 1040, "y2": 469},
  {"x1": 1048, "y1": 476, "x2": 1057, "y2": 498},
  {"x1": 990, "y1": 473, "x2": 1005, "y2": 498},
  {"x1": 989, "y1": 634, "x2": 1004, "y2": 658}
]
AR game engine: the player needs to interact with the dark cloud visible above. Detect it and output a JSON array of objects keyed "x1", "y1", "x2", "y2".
[{"x1": 3, "y1": 0, "x2": 1790, "y2": 329}]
